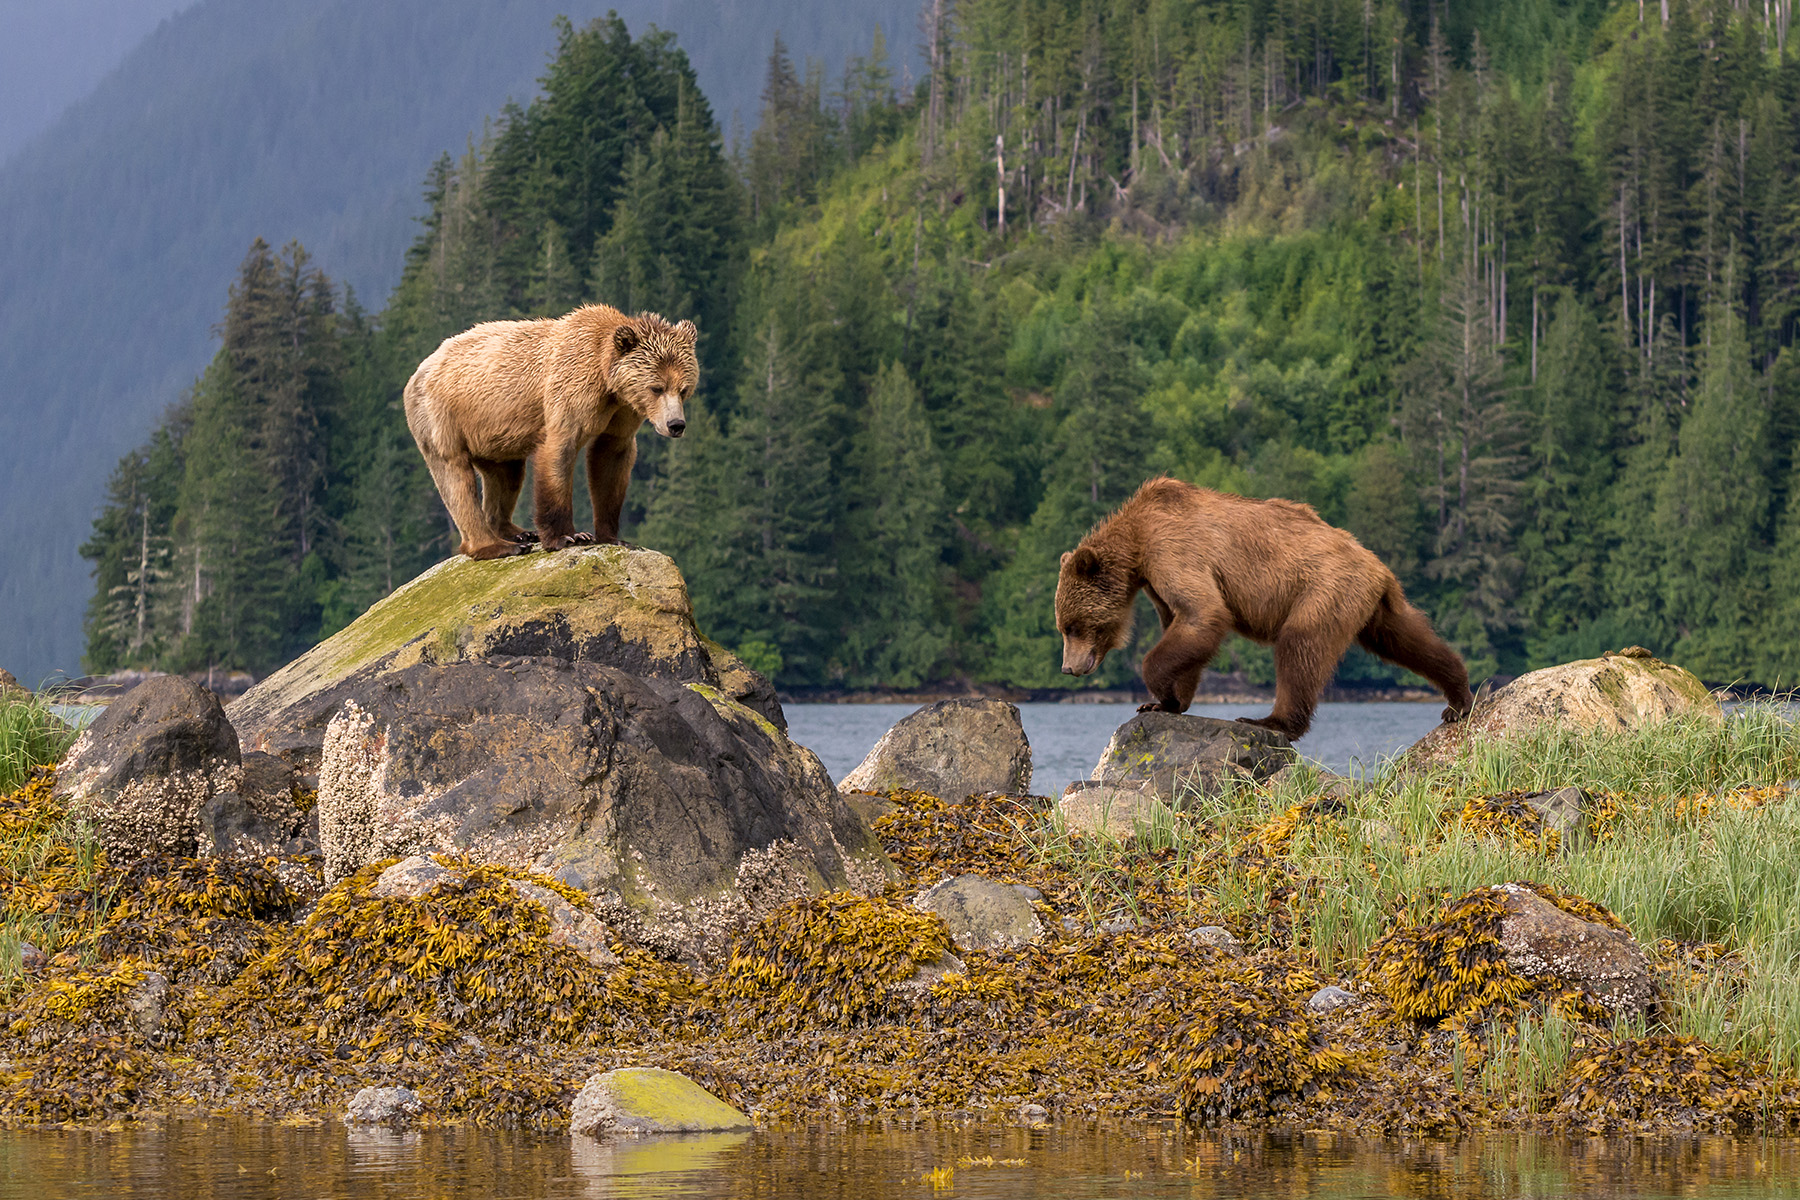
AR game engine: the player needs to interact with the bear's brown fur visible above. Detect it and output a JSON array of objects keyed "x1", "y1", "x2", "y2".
[
  {"x1": 1055, "y1": 477, "x2": 1474, "y2": 740},
  {"x1": 403, "y1": 305, "x2": 699, "y2": 559}
]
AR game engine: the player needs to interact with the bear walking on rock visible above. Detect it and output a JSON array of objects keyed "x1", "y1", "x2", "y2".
[
  {"x1": 404, "y1": 305, "x2": 698, "y2": 559},
  {"x1": 1055, "y1": 478, "x2": 1474, "y2": 740}
]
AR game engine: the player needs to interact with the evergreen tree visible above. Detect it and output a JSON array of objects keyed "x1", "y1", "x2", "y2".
[{"x1": 837, "y1": 363, "x2": 951, "y2": 686}]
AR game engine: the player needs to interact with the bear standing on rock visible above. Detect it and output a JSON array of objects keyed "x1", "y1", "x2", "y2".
[
  {"x1": 404, "y1": 305, "x2": 699, "y2": 559},
  {"x1": 1055, "y1": 477, "x2": 1474, "y2": 740}
]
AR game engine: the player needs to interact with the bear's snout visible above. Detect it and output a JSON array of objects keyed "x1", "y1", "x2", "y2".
[{"x1": 667, "y1": 417, "x2": 686, "y2": 437}]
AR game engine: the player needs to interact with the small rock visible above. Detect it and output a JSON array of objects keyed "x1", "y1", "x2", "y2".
[
  {"x1": 125, "y1": 971, "x2": 173, "y2": 1046},
  {"x1": 17, "y1": 942, "x2": 45, "y2": 972},
  {"x1": 1056, "y1": 781, "x2": 1174, "y2": 841},
  {"x1": 911, "y1": 874, "x2": 1044, "y2": 951},
  {"x1": 1359, "y1": 819, "x2": 1406, "y2": 849},
  {"x1": 839, "y1": 698, "x2": 1032, "y2": 801},
  {"x1": 1060, "y1": 917, "x2": 1082, "y2": 933},
  {"x1": 1185, "y1": 925, "x2": 1244, "y2": 956},
  {"x1": 1011, "y1": 884, "x2": 1043, "y2": 903},
  {"x1": 570, "y1": 1068, "x2": 751, "y2": 1137},
  {"x1": 505, "y1": 879, "x2": 620, "y2": 967},
  {"x1": 1018, "y1": 1102, "x2": 1048, "y2": 1120},
  {"x1": 1307, "y1": 985, "x2": 1357, "y2": 1012},
  {"x1": 1264, "y1": 763, "x2": 1357, "y2": 801},
  {"x1": 1096, "y1": 917, "x2": 1136, "y2": 934},
  {"x1": 1091, "y1": 712, "x2": 1294, "y2": 799},
  {"x1": 1524, "y1": 786, "x2": 1591, "y2": 851},
  {"x1": 0, "y1": 668, "x2": 24, "y2": 698},
  {"x1": 346, "y1": 1085, "x2": 424, "y2": 1128},
  {"x1": 372, "y1": 855, "x2": 456, "y2": 899}
]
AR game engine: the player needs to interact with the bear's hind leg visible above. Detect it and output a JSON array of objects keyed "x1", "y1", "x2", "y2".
[
  {"x1": 1141, "y1": 617, "x2": 1228, "y2": 714},
  {"x1": 1356, "y1": 591, "x2": 1474, "y2": 722},
  {"x1": 425, "y1": 453, "x2": 522, "y2": 560}
]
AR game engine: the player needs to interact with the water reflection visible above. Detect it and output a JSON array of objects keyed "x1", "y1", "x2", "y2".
[{"x1": 4, "y1": 1121, "x2": 1800, "y2": 1199}]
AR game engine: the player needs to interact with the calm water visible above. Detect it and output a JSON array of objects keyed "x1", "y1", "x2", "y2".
[
  {"x1": 786, "y1": 700, "x2": 1445, "y2": 793},
  {"x1": 4, "y1": 1121, "x2": 1799, "y2": 1199}
]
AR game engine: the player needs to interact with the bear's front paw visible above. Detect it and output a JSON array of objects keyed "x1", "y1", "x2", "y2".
[{"x1": 507, "y1": 528, "x2": 540, "y2": 544}]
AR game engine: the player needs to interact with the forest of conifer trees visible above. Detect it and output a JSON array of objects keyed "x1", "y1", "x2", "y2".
[{"x1": 82, "y1": 1, "x2": 1800, "y2": 694}]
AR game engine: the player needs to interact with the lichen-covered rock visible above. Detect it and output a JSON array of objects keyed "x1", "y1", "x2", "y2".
[
  {"x1": 570, "y1": 1068, "x2": 751, "y2": 1137},
  {"x1": 1186, "y1": 926, "x2": 1244, "y2": 956},
  {"x1": 1492, "y1": 882, "x2": 1653, "y2": 1017},
  {"x1": 1403, "y1": 648, "x2": 1720, "y2": 767},
  {"x1": 54, "y1": 675, "x2": 241, "y2": 860},
  {"x1": 839, "y1": 698, "x2": 1032, "y2": 800},
  {"x1": 231, "y1": 547, "x2": 889, "y2": 956},
  {"x1": 229, "y1": 545, "x2": 784, "y2": 778},
  {"x1": 1055, "y1": 780, "x2": 1175, "y2": 841},
  {"x1": 346, "y1": 1085, "x2": 424, "y2": 1128},
  {"x1": 911, "y1": 874, "x2": 1044, "y2": 951},
  {"x1": 1091, "y1": 712, "x2": 1294, "y2": 799}
]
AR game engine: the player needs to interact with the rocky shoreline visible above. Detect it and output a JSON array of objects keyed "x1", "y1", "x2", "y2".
[{"x1": 1, "y1": 548, "x2": 1791, "y2": 1140}]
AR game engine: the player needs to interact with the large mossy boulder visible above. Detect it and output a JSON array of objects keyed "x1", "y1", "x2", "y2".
[
  {"x1": 228, "y1": 546, "x2": 891, "y2": 959},
  {"x1": 1403, "y1": 648, "x2": 1720, "y2": 768},
  {"x1": 838, "y1": 698, "x2": 1032, "y2": 800},
  {"x1": 1091, "y1": 712, "x2": 1294, "y2": 799}
]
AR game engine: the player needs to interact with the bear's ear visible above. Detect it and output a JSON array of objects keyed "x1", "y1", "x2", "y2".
[
  {"x1": 1060, "y1": 551, "x2": 1072, "y2": 567},
  {"x1": 674, "y1": 319, "x2": 697, "y2": 342},
  {"x1": 1067, "y1": 546, "x2": 1104, "y2": 577},
  {"x1": 612, "y1": 324, "x2": 640, "y2": 358}
]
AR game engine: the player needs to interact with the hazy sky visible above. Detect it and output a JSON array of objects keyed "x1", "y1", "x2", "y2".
[{"x1": 0, "y1": 0, "x2": 196, "y2": 166}]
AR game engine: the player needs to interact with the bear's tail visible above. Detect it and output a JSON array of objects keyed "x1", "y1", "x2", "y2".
[{"x1": 1356, "y1": 580, "x2": 1475, "y2": 718}]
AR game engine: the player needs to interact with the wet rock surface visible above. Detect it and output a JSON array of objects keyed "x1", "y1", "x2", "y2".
[
  {"x1": 570, "y1": 1067, "x2": 751, "y2": 1137},
  {"x1": 911, "y1": 874, "x2": 1044, "y2": 951},
  {"x1": 55, "y1": 675, "x2": 241, "y2": 860},
  {"x1": 1091, "y1": 712, "x2": 1294, "y2": 799},
  {"x1": 838, "y1": 698, "x2": 1032, "y2": 801},
  {"x1": 346, "y1": 1085, "x2": 424, "y2": 1128},
  {"x1": 1404, "y1": 649, "x2": 1720, "y2": 767}
]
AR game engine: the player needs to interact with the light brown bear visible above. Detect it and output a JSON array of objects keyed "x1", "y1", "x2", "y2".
[
  {"x1": 1055, "y1": 477, "x2": 1474, "y2": 740},
  {"x1": 403, "y1": 305, "x2": 698, "y2": 559}
]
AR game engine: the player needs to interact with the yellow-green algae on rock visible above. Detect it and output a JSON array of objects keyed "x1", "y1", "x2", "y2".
[{"x1": 571, "y1": 1067, "x2": 751, "y2": 1135}]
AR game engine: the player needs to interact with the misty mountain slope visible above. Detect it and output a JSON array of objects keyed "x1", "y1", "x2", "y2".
[{"x1": 0, "y1": 0, "x2": 915, "y2": 683}]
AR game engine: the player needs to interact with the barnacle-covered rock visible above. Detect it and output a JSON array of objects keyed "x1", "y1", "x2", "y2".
[
  {"x1": 229, "y1": 547, "x2": 889, "y2": 956},
  {"x1": 1404, "y1": 649, "x2": 1720, "y2": 767},
  {"x1": 346, "y1": 1084, "x2": 424, "y2": 1128},
  {"x1": 1091, "y1": 712, "x2": 1293, "y2": 799},
  {"x1": 719, "y1": 894, "x2": 960, "y2": 1030},
  {"x1": 570, "y1": 1067, "x2": 751, "y2": 1136},
  {"x1": 54, "y1": 675, "x2": 242, "y2": 860},
  {"x1": 1366, "y1": 883, "x2": 1649, "y2": 1031},
  {"x1": 838, "y1": 699, "x2": 1032, "y2": 800},
  {"x1": 1551, "y1": 1036, "x2": 1795, "y2": 1131}
]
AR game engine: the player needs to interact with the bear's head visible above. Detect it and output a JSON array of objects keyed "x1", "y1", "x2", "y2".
[
  {"x1": 1055, "y1": 545, "x2": 1133, "y2": 676},
  {"x1": 610, "y1": 314, "x2": 699, "y2": 437}
]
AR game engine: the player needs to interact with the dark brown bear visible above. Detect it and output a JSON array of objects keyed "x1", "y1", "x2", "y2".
[{"x1": 1055, "y1": 477, "x2": 1474, "y2": 740}]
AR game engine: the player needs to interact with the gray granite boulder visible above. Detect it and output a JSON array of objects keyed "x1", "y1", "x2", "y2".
[
  {"x1": 839, "y1": 698, "x2": 1031, "y2": 800},
  {"x1": 1056, "y1": 780, "x2": 1174, "y2": 841},
  {"x1": 911, "y1": 874, "x2": 1044, "y2": 951},
  {"x1": 1091, "y1": 712, "x2": 1293, "y2": 799},
  {"x1": 55, "y1": 675, "x2": 241, "y2": 860}
]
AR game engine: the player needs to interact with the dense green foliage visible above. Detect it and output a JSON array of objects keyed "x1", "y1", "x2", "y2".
[{"x1": 84, "y1": 2, "x2": 1800, "y2": 691}]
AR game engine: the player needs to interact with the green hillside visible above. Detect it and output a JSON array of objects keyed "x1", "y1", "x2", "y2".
[{"x1": 82, "y1": 0, "x2": 1800, "y2": 693}]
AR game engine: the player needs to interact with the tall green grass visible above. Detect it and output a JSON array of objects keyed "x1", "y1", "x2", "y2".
[{"x1": 0, "y1": 686, "x2": 78, "y2": 794}]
